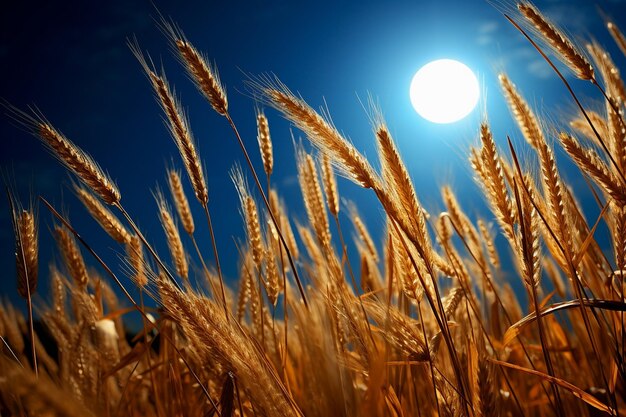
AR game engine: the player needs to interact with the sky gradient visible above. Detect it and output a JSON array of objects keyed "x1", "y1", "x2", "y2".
[{"x1": 1, "y1": 0, "x2": 625, "y2": 310}]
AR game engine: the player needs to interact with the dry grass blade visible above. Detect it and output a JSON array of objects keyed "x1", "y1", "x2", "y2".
[
  {"x1": 74, "y1": 184, "x2": 131, "y2": 244},
  {"x1": 489, "y1": 358, "x2": 613, "y2": 414},
  {"x1": 517, "y1": 2, "x2": 594, "y2": 81},
  {"x1": 503, "y1": 298, "x2": 626, "y2": 346}
]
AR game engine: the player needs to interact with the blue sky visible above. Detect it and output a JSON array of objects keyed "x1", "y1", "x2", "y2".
[{"x1": 1, "y1": 0, "x2": 625, "y2": 309}]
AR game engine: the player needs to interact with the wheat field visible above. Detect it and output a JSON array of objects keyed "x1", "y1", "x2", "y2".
[{"x1": 2, "y1": 2, "x2": 626, "y2": 416}]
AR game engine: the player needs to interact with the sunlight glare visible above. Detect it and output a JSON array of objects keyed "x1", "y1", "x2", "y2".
[{"x1": 410, "y1": 59, "x2": 479, "y2": 124}]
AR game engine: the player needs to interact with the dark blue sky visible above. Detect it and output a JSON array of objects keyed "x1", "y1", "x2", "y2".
[{"x1": 1, "y1": 0, "x2": 625, "y2": 307}]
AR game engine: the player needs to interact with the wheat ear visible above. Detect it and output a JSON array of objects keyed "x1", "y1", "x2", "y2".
[
  {"x1": 570, "y1": 110, "x2": 610, "y2": 147},
  {"x1": 515, "y1": 179, "x2": 541, "y2": 289},
  {"x1": 28, "y1": 119, "x2": 120, "y2": 205},
  {"x1": 587, "y1": 42, "x2": 626, "y2": 102},
  {"x1": 499, "y1": 73, "x2": 545, "y2": 148},
  {"x1": 320, "y1": 153, "x2": 339, "y2": 217},
  {"x1": 256, "y1": 110, "x2": 273, "y2": 178},
  {"x1": 127, "y1": 234, "x2": 147, "y2": 288},
  {"x1": 537, "y1": 135, "x2": 573, "y2": 258},
  {"x1": 560, "y1": 132, "x2": 626, "y2": 205},
  {"x1": 478, "y1": 219, "x2": 500, "y2": 269},
  {"x1": 14, "y1": 208, "x2": 38, "y2": 300},
  {"x1": 518, "y1": 2, "x2": 594, "y2": 81},
  {"x1": 168, "y1": 168, "x2": 195, "y2": 235},
  {"x1": 233, "y1": 169, "x2": 264, "y2": 267},
  {"x1": 10, "y1": 196, "x2": 41, "y2": 379},
  {"x1": 272, "y1": 190, "x2": 300, "y2": 261},
  {"x1": 54, "y1": 225, "x2": 88, "y2": 288},
  {"x1": 155, "y1": 190, "x2": 188, "y2": 280},
  {"x1": 130, "y1": 43, "x2": 209, "y2": 206},
  {"x1": 297, "y1": 149, "x2": 331, "y2": 248},
  {"x1": 255, "y1": 78, "x2": 377, "y2": 189},
  {"x1": 376, "y1": 123, "x2": 429, "y2": 254},
  {"x1": 608, "y1": 22, "x2": 626, "y2": 57},
  {"x1": 475, "y1": 123, "x2": 516, "y2": 241},
  {"x1": 348, "y1": 203, "x2": 378, "y2": 262},
  {"x1": 74, "y1": 184, "x2": 130, "y2": 244},
  {"x1": 161, "y1": 23, "x2": 228, "y2": 116},
  {"x1": 264, "y1": 225, "x2": 281, "y2": 306}
]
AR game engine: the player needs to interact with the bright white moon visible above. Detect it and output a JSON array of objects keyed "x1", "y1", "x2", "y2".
[{"x1": 410, "y1": 59, "x2": 479, "y2": 124}]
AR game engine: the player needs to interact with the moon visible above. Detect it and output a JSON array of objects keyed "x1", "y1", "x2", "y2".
[{"x1": 409, "y1": 59, "x2": 480, "y2": 124}]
